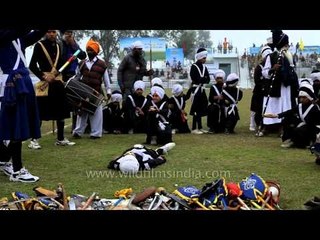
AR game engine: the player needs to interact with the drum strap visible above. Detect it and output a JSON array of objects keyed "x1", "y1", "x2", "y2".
[
  {"x1": 78, "y1": 60, "x2": 86, "y2": 72},
  {"x1": 38, "y1": 41, "x2": 60, "y2": 71},
  {"x1": 74, "y1": 60, "x2": 86, "y2": 80}
]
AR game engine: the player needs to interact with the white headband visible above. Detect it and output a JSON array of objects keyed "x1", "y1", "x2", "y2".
[
  {"x1": 134, "y1": 80, "x2": 145, "y2": 91},
  {"x1": 299, "y1": 91, "x2": 313, "y2": 101},
  {"x1": 310, "y1": 72, "x2": 320, "y2": 82},
  {"x1": 172, "y1": 84, "x2": 183, "y2": 97},
  {"x1": 111, "y1": 93, "x2": 123, "y2": 103},
  {"x1": 195, "y1": 50, "x2": 208, "y2": 60},
  {"x1": 151, "y1": 77, "x2": 163, "y2": 87},
  {"x1": 151, "y1": 86, "x2": 165, "y2": 100}
]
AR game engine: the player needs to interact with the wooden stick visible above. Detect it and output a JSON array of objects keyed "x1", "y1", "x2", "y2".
[{"x1": 80, "y1": 192, "x2": 97, "y2": 210}]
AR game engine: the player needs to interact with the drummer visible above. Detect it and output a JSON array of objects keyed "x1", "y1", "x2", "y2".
[{"x1": 72, "y1": 38, "x2": 112, "y2": 139}]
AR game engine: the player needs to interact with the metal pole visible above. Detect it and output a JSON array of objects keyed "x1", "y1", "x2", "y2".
[{"x1": 149, "y1": 39, "x2": 153, "y2": 81}]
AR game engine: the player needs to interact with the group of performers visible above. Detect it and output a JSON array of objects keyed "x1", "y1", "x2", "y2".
[
  {"x1": 2, "y1": 29, "x2": 320, "y2": 184},
  {"x1": 249, "y1": 30, "x2": 320, "y2": 165}
]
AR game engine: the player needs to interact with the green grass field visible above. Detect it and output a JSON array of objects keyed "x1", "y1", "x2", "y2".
[{"x1": 1, "y1": 89, "x2": 318, "y2": 209}]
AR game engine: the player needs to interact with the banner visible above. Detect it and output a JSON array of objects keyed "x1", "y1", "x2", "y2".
[
  {"x1": 249, "y1": 47, "x2": 261, "y2": 55},
  {"x1": 166, "y1": 48, "x2": 184, "y2": 68},
  {"x1": 119, "y1": 37, "x2": 166, "y2": 61}
]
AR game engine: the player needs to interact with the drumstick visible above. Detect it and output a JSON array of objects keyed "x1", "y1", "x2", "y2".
[{"x1": 58, "y1": 49, "x2": 81, "y2": 73}]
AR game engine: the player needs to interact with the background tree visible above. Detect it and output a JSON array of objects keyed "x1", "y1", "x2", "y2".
[
  {"x1": 196, "y1": 30, "x2": 212, "y2": 48},
  {"x1": 74, "y1": 30, "x2": 211, "y2": 65},
  {"x1": 151, "y1": 30, "x2": 183, "y2": 46},
  {"x1": 75, "y1": 30, "x2": 151, "y2": 68},
  {"x1": 174, "y1": 30, "x2": 197, "y2": 59}
]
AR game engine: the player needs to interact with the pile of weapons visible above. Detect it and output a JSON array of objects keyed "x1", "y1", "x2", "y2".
[{"x1": 0, "y1": 173, "x2": 282, "y2": 210}]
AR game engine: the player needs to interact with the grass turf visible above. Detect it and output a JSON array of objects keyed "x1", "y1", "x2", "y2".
[{"x1": 0, "y1": 89, "x2": 318, "y2": 209}]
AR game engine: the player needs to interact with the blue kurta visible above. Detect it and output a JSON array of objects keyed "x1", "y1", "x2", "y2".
[{"x1": 0, "y1": 30, "x2": 44, "y2": 141}]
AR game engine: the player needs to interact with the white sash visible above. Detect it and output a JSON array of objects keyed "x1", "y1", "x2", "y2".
[
  {"x1": 173, "y1": 96, "x2": 183, "y2": 110},
  {"x1": 297, "y1": 103, "x2": 314, "y2": 128},
  {"x1": 152, "y1": 101, "x2": 167, "y2": 123},
  {"x1": 192, "y1": 63, "x2": 206, "y2": 77},
  {"x1": 128, "y1": 95, "x2": 147, "y2": 116},
  {"x1": 222, "y1": 88, "x2": 239, "y2": 116}
]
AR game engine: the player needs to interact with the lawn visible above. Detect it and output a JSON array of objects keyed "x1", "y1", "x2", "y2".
[{"x1": 0, "y1": 88, "x2": 318, "y2": 210}]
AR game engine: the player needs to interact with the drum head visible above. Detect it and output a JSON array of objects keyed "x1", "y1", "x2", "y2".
[{"x1": 65, "y1": 78, "x2": 104, "y2": 114}]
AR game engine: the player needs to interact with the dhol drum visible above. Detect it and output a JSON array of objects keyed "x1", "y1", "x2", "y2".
[{"x1": 64, "y1": 77, "x2": 105, "y2": 115}]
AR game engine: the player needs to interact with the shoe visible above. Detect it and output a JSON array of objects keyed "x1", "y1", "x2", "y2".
[
  {"x1": 55, "y1": 138, "x2": 76, "y2": 146},
  {"x1": 0, "y1": 161, "x2": 13, "y2": 176},
  {"x1": 208, "y1": 128, "x2": 214, "y2": 134},
  {"x1": 191, "y1": 129, "x2": 203, "y2": 134},
  {"x1": 249, "y1": 126, "x2": 256, "y2": 131},
  {"x1": 89, "y1": 136, "x2": 101, "y2": 139},
  {"x1": 199, "y1": 129, "x2": 208, "y2": 133},
  {"x1": 128, "y1": 129, "x2": 134, "y2": 134},
  {"x1": 28, "y1": 139, "x2": 41, "y2": 149},
  {"x1": 255, "y1": 131, "x2": 264, "y2": 137},
  {"x1": 304, "y1": 197, "x2": 320, "y2": 209},
  {"x1": 171, "y1": 129, "x2": 176, "y2": 134},
  {"x1": 157, "y1": 142, "x2": 176, "y2": 155},
  {"x1": 72, "y1": 133, "x2": 82, "y2": 139},
  {"x1": 9, "y1": 167, "x2": 39, "y2": 183},
  {"x1": 280, "y1": 139, "x2": 294, "y2": 148}
]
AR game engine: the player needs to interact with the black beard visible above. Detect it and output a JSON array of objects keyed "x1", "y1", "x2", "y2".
[
  {"x1": 133, "y1": 52, "x2": 142, "y2": 59},
  {"x1": 87, "y1": 52, "x2": 96, "y2": 59}
]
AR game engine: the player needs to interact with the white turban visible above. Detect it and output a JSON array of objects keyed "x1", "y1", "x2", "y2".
[
  {"x1": 226, "y1": 73, "x2": 239, "y2": 87},
  {"x1": 299, "y1": 84, "x2": 316, "y2": 101},
  {"x1": 151, "y1": 86, "x2": 165, "y2": 100},
  {"x1": 310, "y1": 72, "x2": 320, "y2": 82},
  {"x1": 134, "y1": 80, "x2": 145, "y2": 91},
  {"x1": 300, "y1": 79, "x2": 312, "y2": 87},
  {"x1": 195, "y1": 50, "x2": 208, "y2": 60},
  {"x1": 118, "y1": 155, "x2": 139, "y2": 174},
  {"x1": 214, "y1": 69, "x2": 226, "y2": 80},
  {"x1": 151, "y1": 77, "x2": 163, "y2": 87},
  {"x1": 261, "y1": 46, "x2": 272, "y2": 59},
  {"x1": 111, "y1": 91, "x2": 123, "y2": 103},
  {"x1": 172, "y1": 83, "x2": 183, "y2": 97},
  {"x1": 131, "y1": 40, "x2": 144, "y2": 49}
]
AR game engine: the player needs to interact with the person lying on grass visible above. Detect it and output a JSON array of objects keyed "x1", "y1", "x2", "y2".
[{"x1": 107, "y1": 143, "x2": 176, "y2": 174}]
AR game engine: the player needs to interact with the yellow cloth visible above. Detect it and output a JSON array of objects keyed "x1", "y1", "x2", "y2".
[
  {"x1": 86, "y1": 39, "x2": 100, "y2": 54},
  {"x1": 114, "y1": 188, "x2": 132, "y2": 199}
]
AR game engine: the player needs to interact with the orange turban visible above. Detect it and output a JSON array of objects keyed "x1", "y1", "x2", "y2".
[{"x1": 86, "y1": 39, "x2": 100, "y2": 54}]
